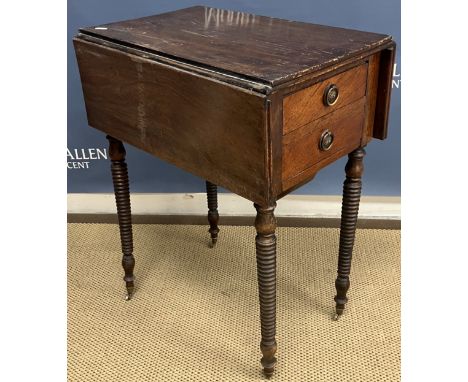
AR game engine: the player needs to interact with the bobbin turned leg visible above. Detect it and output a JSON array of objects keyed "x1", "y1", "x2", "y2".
[
  {"x1": 205, "y1": 180, "x2": 219, "y2": 247},
  {"x1": 107, "y1": 135, "x2": 135, "y2": 301},
  {"x1": 334, "y1": 147, "x2": 366, "y2": 319},
  {"x1": 254, "y1": 203, "x2": 278, "y2": 378}
]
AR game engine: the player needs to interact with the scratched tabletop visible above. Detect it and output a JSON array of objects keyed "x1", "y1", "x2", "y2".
[{"x1": 79, "y1": 5, "x2": 390, "y2": 86}]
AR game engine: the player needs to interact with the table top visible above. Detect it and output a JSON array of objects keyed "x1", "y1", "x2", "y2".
[{"x1": 79, "y1": 5, "x2": 391, "y2": 87}]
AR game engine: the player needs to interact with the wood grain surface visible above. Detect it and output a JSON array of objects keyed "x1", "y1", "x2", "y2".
[
  {"x1": 73, "y1": 7, "x2": 396, "y2": 378},
  {"x1": 283, "y1": 64, "x2": 367, "y2": 135},
  {"x1": 282, "y1": 98, "x2": 366, "y2": 186},
  {"x1": 372, "y1": 44, "x2": 396, "y2": 140},
  {"x1": 80, "y1": 5, "x2": 391, "y2": 86},
  {"x1": 74, "y1": 38, "x2": 271, "y2": 205},
  {"x1": 74, "y1": 6, "x2": 395, "y2": 204},
  {"x1": 362, "y1": 53, "x2": 381, "y2": 145}
]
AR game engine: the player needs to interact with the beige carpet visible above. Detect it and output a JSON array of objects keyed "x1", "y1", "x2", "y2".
[{"x1": 68, "y1": 224, "x2": 400, "y2": 382}]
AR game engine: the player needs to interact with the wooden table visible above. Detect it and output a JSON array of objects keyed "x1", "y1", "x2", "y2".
[{"x1": 73, "y1": 6, "x2": 395, "y2": 378}]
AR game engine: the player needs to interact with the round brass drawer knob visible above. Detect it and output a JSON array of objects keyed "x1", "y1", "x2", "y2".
[
  {"x1": 324, "y1": 84, "x2": 339, "y2": 106},
  {"x1": 319, "y1": 129, "x2": 334, "y2": 151}
]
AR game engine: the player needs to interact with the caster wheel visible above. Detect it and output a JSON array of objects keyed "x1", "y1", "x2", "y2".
[{"x1": 209, "y1": 239, "x2": 217, "y2": 248}]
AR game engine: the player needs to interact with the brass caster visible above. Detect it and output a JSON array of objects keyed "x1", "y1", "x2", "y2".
[
  {"x1": 209, "y1": 238, "x2": 217, "y2": 248},
  {"x1": 264, "y1": 370, "x2": 274, "y2": 379},
  {"x1": 332, "y1": 313, "x2": 340, "y2": 321},
  {"x1": 125, "y1": 290, "x2": 133, "y2": 301}
]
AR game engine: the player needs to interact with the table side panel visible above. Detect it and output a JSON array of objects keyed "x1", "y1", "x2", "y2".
[
  {"x1": 362, "y1": 52, "x2": 381, "y2": 145},
  {"x1": 74, "y1": 38, "x2": 269, "y2": 204},
  {"x1": 266, "y1": 92, "x2": 284, "y2": 201},
  {"x1": 372, "y1": 44, "x2": 396, "y2": 140},
  {"x1": 362, "y1": 45, "x2": 396, "y2": 143}
]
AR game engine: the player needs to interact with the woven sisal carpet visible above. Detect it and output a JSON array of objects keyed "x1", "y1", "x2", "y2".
[{"x1": 68, "y1": 223, "x2": 400, "y2": 382}]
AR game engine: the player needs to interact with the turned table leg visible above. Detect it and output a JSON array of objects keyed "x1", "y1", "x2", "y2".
[
  {"x1": 205, "y1": 180, "x2": 219, "y2": 247},
  {"x1": 254, "y1": 203, "x2": 278, "y2": 378},
  {"x1": 107, "y1": 135, "x2": 135, "y2": 301},
  {"x1": 334, "y1": 147, "x2": 365, "y2": 318}
]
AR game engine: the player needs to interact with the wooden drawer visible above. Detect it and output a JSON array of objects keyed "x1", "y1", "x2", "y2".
[
  {"x1": 282, "y1": 98, "x2": 366, "y2": 186},
  {"x1": 283, "y1": 64, "x2": 368, "y2": 135}
]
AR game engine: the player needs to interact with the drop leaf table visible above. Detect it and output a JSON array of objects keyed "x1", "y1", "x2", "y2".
[{"x1": 73, "y1": 5, "x2": 395, "y2": 378}]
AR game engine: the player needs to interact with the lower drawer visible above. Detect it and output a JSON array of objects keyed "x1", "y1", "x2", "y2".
[{"x1": 282, "y1": 97, "x2": 366, "y2": 187}]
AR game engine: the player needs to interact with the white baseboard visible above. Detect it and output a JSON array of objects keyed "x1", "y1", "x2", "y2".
[{"x1": 67, "y1": 193, "x2": 400, "y2": 220}]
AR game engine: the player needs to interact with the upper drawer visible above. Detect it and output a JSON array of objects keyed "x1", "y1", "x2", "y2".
[{"x1": 283, "y1": 63, "x2": 368, "y2": 135}]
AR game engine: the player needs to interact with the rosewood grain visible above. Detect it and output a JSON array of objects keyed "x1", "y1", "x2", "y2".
[
  {"x1": 283, "y1": 64, "x2": 368, "y2": 135},
  {"x1": 205, "y1": 181, "x2": 219, "y2": 247},
  {"x1": 282, "y1": 98, "x2": 366, "y2": 184},
  {"x1": 362, "y1": 53, "x2": 381, "y2": 145},
  {"x1": 334, "y1": 148, "x2": 366, "y2": 317},
  {"x1": 74, "y1": 38, "x2": 270, "y2": 205},
  {"x1": 267, "y1": 93, "x2": 284, "y2": 201},
  {"x1": 73, "y1": 7, "x2": 396, "y2": 379},
  {"x1": 107, "y1": 136, "x2": 135, "y2": 300},
  {"x1": 80, "y1": 6, "x2": 391, "y2": 87},
  {"x1": 372, "y1": 44, "x2": 396, "y2": 140},
  {"x1": 254, "y1": 203, "x2": 278, "y2": 378}
]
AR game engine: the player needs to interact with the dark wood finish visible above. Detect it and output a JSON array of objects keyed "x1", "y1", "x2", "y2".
[
  {"x1": 254, "y1": 203, "x2": 278, "y2": 378},
  {"x1": 282, "y1": 98, "x2": 366, "y2": 186},
  {"x1": 267, "y1": 92, "x2": 284, "y2": 200},
  {"x1": 80, "y1": 6, "x2": 391, "y2": 87},
  {"x1": 74, "y1": 38, "x2": 270, "y2": 205},
  {"x1": 73, "y1": 7, "x2": 396, "y2": 378},
  {"x1": 272, "y1": 43, "x2": 393, "y2": 95},
  {"x1": 361, "y1": 45, "x2": 396, "y2": 144},
  {"x1": 74, "y1": 9, "x2": 395, "y2": 205},
  {"x1": 372, "y1": 44, "x2": 396, "y2": 140},
  {"x1": 205, "y1": 181, "x2": 219, "y2": 247},
  {"x1": 334, "y1": 148, "x2": 366, "y2": 317},
  {"x1": 283, "y1": 64, "x2": 367, "y2": 135},
  {"x1": 362, "y1": 53, "x2": 381, "y2": 146},
  {"x1": 107, "y1": 136, "x2": 135, "y2": 300}
]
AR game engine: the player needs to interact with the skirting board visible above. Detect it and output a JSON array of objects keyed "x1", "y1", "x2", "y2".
[{"x1": 68, "y1": 193, "x2": 400, "y2": 229}]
